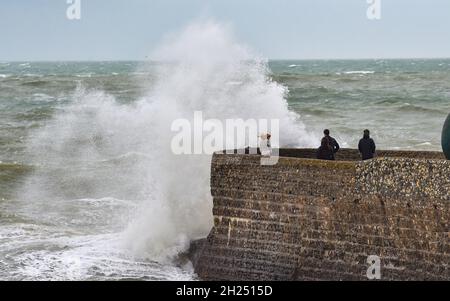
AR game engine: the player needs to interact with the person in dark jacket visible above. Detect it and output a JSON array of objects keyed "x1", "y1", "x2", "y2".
[
  {"x1": 317, "y1": 137, "x2": 333, "y2": 160},
  {"x1": 358, "y1": 129, "x2": 376, "y2": 160},
  {"x1": 317, "y1": 129, "x2": 340, "y2": 160}
]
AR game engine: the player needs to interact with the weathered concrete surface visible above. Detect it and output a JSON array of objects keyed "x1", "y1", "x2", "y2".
[{"x1": 192, "y1": 149, "x2": 449, "y2": 281}]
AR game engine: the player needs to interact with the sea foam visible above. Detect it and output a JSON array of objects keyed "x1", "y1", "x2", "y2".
[{"x1": 17, "y1": 20, "x2": 316, "y2": 264}]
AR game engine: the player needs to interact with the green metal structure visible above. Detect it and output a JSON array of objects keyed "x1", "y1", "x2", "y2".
[{"x1": 443, "y1": 114, "x2": 450, "y2": 159}]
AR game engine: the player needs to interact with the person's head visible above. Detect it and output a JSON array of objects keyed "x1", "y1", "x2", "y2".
[
  {"x1": 324, "y1": 129, "x2": 330, "y2": 136},
  {"x1": 363, "y1": 129, "x2": 370, "y2": 138}
]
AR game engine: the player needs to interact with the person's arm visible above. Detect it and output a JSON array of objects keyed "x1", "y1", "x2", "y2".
[
  {"x1": 334, "y1": 139, "x2": 340, "y2": 153},
  {"x1": 371, "y1": 139, "x2": 376, "y2": 154},
  {"x1": 358, "y1": 140, "x2": 362, "y2": 153}
]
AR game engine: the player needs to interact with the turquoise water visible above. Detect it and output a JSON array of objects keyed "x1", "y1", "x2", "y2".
[{"x1": 0, "y1": 59, "x2": 448, "y2": 280}]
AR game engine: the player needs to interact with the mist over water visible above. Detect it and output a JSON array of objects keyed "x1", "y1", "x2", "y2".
[
  {"x1": 123, "y1": 21, "x2": 315, "y2": 259},
  {"x1": 0, "y1": 21, "x2": 315, "y2": 280}
]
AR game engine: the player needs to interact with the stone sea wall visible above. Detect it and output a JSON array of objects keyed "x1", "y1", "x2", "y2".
[{"x1": 191, "y1": 149, "x2": 449, "y2": 281}]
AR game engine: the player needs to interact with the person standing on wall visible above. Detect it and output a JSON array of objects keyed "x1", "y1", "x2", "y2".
[
  {"x1": 358, "y1": 129, "x2": 376, "y2": 160},
  {"x1": 259, "y1": 133, "x2": 272, "y2": 156},
  {"x1": 317, "y1": 129, "x2": 340, "y2": 160}
]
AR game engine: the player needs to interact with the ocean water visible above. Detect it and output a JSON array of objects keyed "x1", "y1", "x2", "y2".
[
  {"x1": 271, "y1": 59, "x2": 450, "y2": 150},
  {"x1": 1, "y1": 24, "x2": 449, "y2": 280}
]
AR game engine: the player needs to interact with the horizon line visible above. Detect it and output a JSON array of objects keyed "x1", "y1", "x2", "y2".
[{"x1": 2, "y1": 57, "x2": 450, "y2": 63}]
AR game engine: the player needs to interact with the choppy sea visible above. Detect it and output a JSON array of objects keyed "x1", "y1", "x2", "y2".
[{"x1": 1, "y1": 58, "x2": 449, "y2": 280}]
